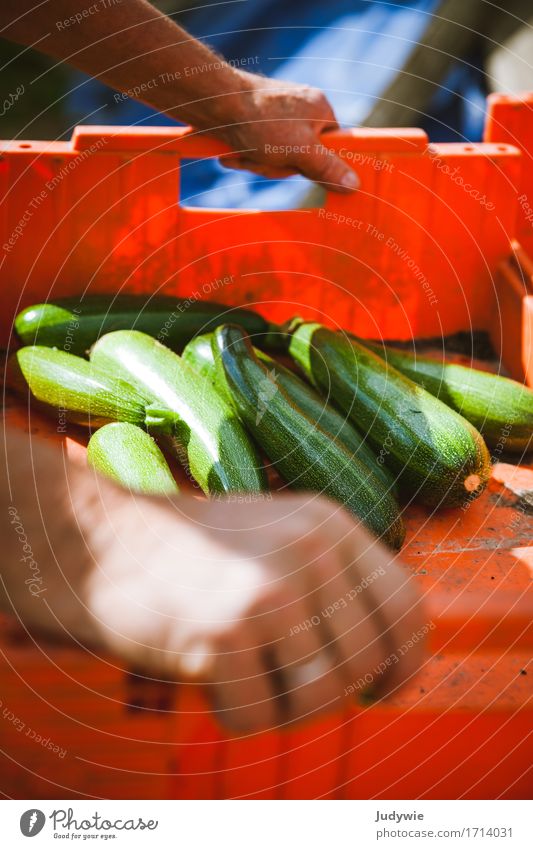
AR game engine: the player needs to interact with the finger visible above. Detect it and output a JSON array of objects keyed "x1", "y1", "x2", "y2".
[
  {"x1": 211, "y1": 627, "x2": 278, "y2": 732},
  {"x1": 343, "y1": 531, "x2": 428, "y2": 697},
  {"x1": 270, "y1": 598, "x2": 344, "y2": 723},
  {"x1": 219, "y1": 155, "x2": 297, "y2": 180},
  {"x1": 322, "y1": 580, "x2": 387, "y2": 687},
  {"x1": 302, "y1": 548, "x2": 386, "y2": 695},
  {"x1": 291, "y1": 145, "x2": 359, "y2": 193},
  {"x1": 296, "y1": 508, "x2": 425, "y2": 700}
]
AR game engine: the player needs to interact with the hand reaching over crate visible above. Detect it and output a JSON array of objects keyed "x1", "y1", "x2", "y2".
[
  {"x1": 0, "y1": 426, "x2": 426, "y2": 732},
  {"x1": 1, "y1": 0, "x2": 359, "y2": 193}
]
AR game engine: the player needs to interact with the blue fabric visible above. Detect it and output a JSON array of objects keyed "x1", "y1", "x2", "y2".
[
  {"x1": 64, "y1": 0, "x2": 488, "y2": 208},
  {"x1": 420, "y1": 50, "x2": 488, "y2": 142}
]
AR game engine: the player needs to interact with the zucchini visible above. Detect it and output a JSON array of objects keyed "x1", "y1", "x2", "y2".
[
  {"x1": 362, "y1": 341, "x2": 533, "y2": 455},
  {"x1": 15, "y1": 294, "x2": 274, "y2": 356},
  {"x1": 7, "y1": 345, "x2": 170, "y2": 430},
  {"x1": 183, "y1": 333, "x2": 231, "y2": 399},
  {"x1": 211, "y1": 324, "x2": 405, "y2": 549},
  {"x1": 183, "y1": 333, "x2": 398, "y2": 495},
  {"x1": 288, "y1": 322, "x2": 491, "y2": 507},
  {"x1": 87, "y1": 422, "x2": 179, "y2": 495},
  {"x1": 90, "y1": 330, "x2": 267, "y2": 495}
]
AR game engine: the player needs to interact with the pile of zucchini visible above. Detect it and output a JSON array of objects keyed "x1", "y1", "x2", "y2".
[{"x1": 9, "y1": 295, "x2": 533, "y2": 551}]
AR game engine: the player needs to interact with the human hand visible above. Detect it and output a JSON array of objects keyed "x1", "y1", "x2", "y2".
[
  {"x1": 88, "y1": 491, "x2": 425, "y2": 731},
  {"x1": 215, "y1": 72, "x2": 360, "y2": 193},
  {"x1": 2, "y1": 429, "x2": 425, "y2": 732}
]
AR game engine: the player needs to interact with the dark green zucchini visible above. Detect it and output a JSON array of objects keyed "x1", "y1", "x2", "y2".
[
  {"x1": 288, "y1": 322, "x2": 491, "y2": 508},
  {"x1": 90, "y1": 330, "x2": 266, "y2": 495},
  {"x1": 211, "y1": 324, "x2": 405, "y2": 549},
  {"x1": 361, "y1": 341, "x2": 533, "y2": 455},
  {"x1": 87, "y1": 422, "x2": 179, "y2": 495},
  {"x1": 7, "y1": 345, "x2": 171, "y2": 430},
  {"x1": 15, "y1": 294, "x2": 275, "y2": 356},
  {"x1": 183, "y1": 333, "x2": 398, "y2": 495}
]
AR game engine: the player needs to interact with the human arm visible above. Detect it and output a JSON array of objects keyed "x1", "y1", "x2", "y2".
[
  {"x1": 1, "y1": 0, "x2": 359, "y2": 191},
  {"x1": 1, "y1": 427, "x2": 425, "y2": 731}
]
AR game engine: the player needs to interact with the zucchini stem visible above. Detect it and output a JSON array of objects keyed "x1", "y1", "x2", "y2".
[{"x1": 144, "y1": 404, "x2": 179, "y2": 435}]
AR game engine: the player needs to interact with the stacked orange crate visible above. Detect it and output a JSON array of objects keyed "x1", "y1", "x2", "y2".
[{"x1": 1, "y1": 95, "x2": 531, "y2": 799}]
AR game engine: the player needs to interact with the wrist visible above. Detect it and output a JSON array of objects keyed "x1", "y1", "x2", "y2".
[{"x1": 176, "y1": 67, "x2": 258, "y2": 134}]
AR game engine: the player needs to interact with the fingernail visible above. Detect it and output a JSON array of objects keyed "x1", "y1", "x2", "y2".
[{"x1": 341, "y1": 170, "x2": 359, "y2": 190}]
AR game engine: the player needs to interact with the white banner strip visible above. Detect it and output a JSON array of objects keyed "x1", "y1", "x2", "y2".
[{"x1": 1, "y1": 799, "x2": 530, "y2": 847}]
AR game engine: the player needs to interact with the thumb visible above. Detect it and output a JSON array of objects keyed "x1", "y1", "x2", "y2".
[{"x1": 293, "y1": 144, "x2": 359, "y2": 193}]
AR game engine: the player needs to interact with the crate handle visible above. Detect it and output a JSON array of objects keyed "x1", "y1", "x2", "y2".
[{"x1": 71, "y1": 124, "x2": 429, "y2": 158}]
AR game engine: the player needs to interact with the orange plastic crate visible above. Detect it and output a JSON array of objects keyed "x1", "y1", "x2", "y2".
[{"x1": 1, "y1": 93, "x2": 532, "y2": 800}]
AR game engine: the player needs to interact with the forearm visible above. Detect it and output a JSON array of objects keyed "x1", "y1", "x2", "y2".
[
  {"x1": 1, "y1": 427, "x2": 125, "y2": 642},
  {"x1": 1, "y1": 0, "x2": 250, "y2": 129}
]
